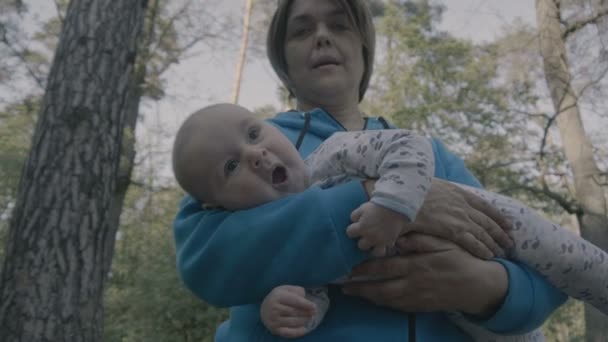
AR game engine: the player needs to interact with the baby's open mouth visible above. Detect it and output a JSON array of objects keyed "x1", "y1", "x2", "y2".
[{"x1": 272, "y1": 166, "x2": 288, "y2": 184}]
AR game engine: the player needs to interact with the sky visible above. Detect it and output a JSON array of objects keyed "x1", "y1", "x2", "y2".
[
  {"x1": 7, "y1": 0, "x2": 605, "y2": 184},
  {"x1": 143, "y1": 0, "x2": 540, "y2": 182},
  {"x1": 158, "y1": 0, "x2": 538, "y2": 128}
]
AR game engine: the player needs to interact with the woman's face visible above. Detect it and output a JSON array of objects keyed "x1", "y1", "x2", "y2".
[{"x1": 284, "y1": 0, "x2": 364, "y2": 105}]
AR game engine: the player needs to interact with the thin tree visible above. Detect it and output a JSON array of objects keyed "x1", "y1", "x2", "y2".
[
  {"x1": 536, "y1": 0, "x2": 608, "y2": 341},
  {"x1": 232, "y1": 0, "x2": 254, "y2": 104},
  {"x1": 0, "y1": 0, "x2": 146, "y2": 340}
]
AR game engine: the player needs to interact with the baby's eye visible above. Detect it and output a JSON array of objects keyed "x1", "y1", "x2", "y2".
[
  {"x1": 224, "y1": 160, "x2": 239, "y2": 176},
  {"x1": 248, "y1": 127, "x2": 260, "y2": 140}
]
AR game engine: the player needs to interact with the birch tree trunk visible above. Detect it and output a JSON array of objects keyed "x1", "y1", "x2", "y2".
[
  {"x1": 536, "y1": 1, "x2": 608, "y2": 341},
  {"x1": 0, "y1": 0, "x2": 146, "y2": 341},
  {"x1": 232, "y1": 0, "x2": 253, "y2": 104}
]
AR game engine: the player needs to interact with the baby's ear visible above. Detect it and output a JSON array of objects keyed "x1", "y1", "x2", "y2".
[{"x1": 202, "y1": 202, "x2": 221, "y2": 210}]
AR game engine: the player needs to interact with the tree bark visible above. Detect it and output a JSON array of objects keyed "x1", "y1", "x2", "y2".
[
  {"x1": 103, "y1": 0, "x2": 161, "y2": 276},
  {"x1": 0, "y1": 0, "x2": 146, "y2": 341},
  {"x1": 536, "y1": 1, "x2": 608, "y2": 341},
  {"x1": 232, "y1": 0, "x2": 253, "y2": 104}
]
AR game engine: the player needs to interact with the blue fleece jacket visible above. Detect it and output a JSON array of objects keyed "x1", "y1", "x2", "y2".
[{"x1": 173, "y1": 108, "x2": 566, "y2": 342}]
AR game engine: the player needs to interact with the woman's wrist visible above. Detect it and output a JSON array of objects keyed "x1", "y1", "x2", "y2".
[{"x1": 463, "y1": 259, "x2": 508, "y2": 318}]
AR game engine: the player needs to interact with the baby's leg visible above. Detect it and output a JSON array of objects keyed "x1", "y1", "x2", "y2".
[{"x1": 457, "y1": 183, "x2": 608, "y2": 315}]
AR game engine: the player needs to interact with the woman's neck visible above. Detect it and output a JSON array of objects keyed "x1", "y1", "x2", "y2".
[{"x1": 297, "y1": 100, "x2": 365, "y2": 131}]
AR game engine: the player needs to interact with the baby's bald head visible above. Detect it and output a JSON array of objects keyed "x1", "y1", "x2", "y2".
[{"x1": 172, "y1": 103, "x2": 254, "y2": 202}]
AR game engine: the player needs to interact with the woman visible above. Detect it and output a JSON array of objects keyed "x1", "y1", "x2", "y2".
[{"x1": 173, "y1": 0, "x2": 566, "y2": 340}]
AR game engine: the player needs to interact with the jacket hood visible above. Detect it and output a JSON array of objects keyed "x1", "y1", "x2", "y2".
[{"x1": 271, "y1": 108, "x2": 351, "y2": 140}]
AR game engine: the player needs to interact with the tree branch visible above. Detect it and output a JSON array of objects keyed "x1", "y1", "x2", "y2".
[
  {"x1": 511, "y1": 108, "x2": 551, "y2": 121},
  {"x1": 130, "y1": 180, "x2": 173, "y2": 193},
  {"x1": 0, "y1": 27, "x2": 45, "y2": 89},
  {"x1": 577, "y1": 64, "x2": 608, "y2": 98},
  {"x1": 539, "y1": 102, "x2": 578, "y2": 160},
  {"x1": 538, "y1": 61, "x2": 608, "y2": 160},
  {"x1": 483, "y1": 158, "x2": 537, "y2": 171},
  {"x1": 500, "y1": 184, "x2": 582, "y2": 215},
  {"x1": 563, "y1": 8, "x2": 608, "y2": 39},
  {"x1": 593, "y1": 173, "x2": 608, "y2": 186},
  {"x1": 53, "y1": 0, "x2": 64, "y2": 24}
]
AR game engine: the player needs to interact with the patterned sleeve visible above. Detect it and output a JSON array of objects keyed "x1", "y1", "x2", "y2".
[{"x1": 305, "y1": 130, "x2": 434, "y2": 221}]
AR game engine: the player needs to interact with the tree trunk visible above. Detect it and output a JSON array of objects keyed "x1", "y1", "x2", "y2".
[
  {"x1": 232, "y1": 0, "x2": 254, "y2": 104},
  {"x1": 103, "y1": 0, "x2": 161, "y2": 275},
  {"x1": 0, "y1": 0, "x2": 146, "y2": 341},
  {"x1": 536, "y1": 1, "x2": 608, "y2": 341}
]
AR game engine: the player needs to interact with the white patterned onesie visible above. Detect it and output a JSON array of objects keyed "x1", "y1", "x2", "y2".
[{"x1": 293, "y1": 129, "x2": 608, "y2": 342}]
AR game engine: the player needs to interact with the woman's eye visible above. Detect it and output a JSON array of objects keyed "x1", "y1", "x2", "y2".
[
  {"x1": 332, "y1": 20, "x2": 350, "y2": 31},
  {"x1": 289, "y1": 26, "x2": 310, "y2": 38},
  {"x1": 224, "y1": 160, "x2": 239, "y2": 176},
  {"x1": 248, "y1": 128, "x2": 260, "y2": 140}
]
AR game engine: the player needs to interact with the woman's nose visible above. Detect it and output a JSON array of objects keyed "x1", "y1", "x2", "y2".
[{"x1": 315, "y1": 24, "x2": 332, "y2": 48}]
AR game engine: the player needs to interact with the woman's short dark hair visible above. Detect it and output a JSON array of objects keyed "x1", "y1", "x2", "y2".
[{"x1": 267, "y1": 0, "x2": 376, "y2": 102}]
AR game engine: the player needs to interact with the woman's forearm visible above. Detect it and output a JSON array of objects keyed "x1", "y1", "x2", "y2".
[
  {"x1": 471, "y1": 259, "x2": 567, "y2": 334},
  {"x1": 461, "y1": 259, "x2": 508, "y2": 317},
  {"x1": 173, "y1": 181, "x2": 368, "y2": 307}
]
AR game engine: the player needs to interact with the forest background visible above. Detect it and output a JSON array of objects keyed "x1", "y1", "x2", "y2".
[{"x1": 0, "y1": 0, "x2": 607, "y2": 341}]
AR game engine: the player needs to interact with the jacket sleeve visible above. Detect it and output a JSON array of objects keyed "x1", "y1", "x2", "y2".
[
  {"x1": 433, "y1": 138, "x2": 567, "y2": 333},
  {"x1": 173, "y1": 181, "x2": 369, "y2": 308}
]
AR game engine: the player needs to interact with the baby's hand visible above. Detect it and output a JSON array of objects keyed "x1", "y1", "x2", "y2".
[
  {"x1": 346, "y1": 202, "x2": 407, "y2": 257},
  {"x1": 260, "y1": 285, "x2": 317, "y2": 339}
]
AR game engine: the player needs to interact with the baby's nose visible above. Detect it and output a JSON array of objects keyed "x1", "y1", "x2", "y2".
[{"x1": 247, "y1": 148, "x2": 269, "y2": 169}]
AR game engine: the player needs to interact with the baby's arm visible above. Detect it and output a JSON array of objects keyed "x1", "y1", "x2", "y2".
[
  {"x1": 457, "y1": 183, "x2": 608, "y2": 316},
  {"x1": 306, "y1": 130, "x2": 434, "y2": 255},
  {"x1": 308, "y1": 130, "x2": 434, "y2": 220},
  {"x1": 260, "y1": 285, "x2": 328, "y2": 339}
]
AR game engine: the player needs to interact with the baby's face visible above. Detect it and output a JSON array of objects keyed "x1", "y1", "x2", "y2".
[{"x1": 198, "y1": 104, "x2": 310, "y2": 210}]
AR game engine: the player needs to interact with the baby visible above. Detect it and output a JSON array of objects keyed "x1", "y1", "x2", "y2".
[{"x1": 172, "y1": 103, "x2": 608, "y2": 341}]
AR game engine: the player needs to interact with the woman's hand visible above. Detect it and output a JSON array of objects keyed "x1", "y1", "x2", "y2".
[
  {"x1": 342, "y1": 234, "x2": 508, "y2": 316},
  {"x1": 362, "y1": 178, "x2": 513, "y2": 259}
]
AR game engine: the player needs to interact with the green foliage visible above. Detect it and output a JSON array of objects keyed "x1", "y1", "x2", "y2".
[
  {"x1": 365, "y1": 1, "x2": 525, "y2": 192},
  {"x1": 0, "y1": 98, "x2": 36, "y2": 187},
  {"x1": 32, "y1": 0, "x2": 67, "y2": 52},
  {"x1": 368, "y1": 2, "x2": 502, "y2": 136},
  {"x1": 542, "y1": 299, "x2": 585, "y2": 341},
  {"x1": 134, "y1": 0, "x2": 229, "y2": 101},
  {"x1": 1, "y1": 1, "x2": 598, "y2": 340},
  {"x1": 104, "y1": 186, "x2": 227, "y2": 342},
  {"x1": 253, "y1": 104, "x2": 279, "y2": 119},
  {"x1": 2, "y1": 2, "x2": 232, "y2": 339},
  {"x1": 0, "y1": 97, "x2": 38, "y2": 263},
  {"x1": 365, "y1": 2, "x2": 588, "y2": 335}
]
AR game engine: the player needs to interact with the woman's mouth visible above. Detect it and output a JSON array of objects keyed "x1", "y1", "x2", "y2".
[
  {"x1": 314, "y1": 62, "x2": 338, "y2": 68},
  {"x1": 272, "y1": 166, "x2": 288, "y2": 185},
  {"x1": 312, "y1": 56, "x2": 340, "y2": 69}
]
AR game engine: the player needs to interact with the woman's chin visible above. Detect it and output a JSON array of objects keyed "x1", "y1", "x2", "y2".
[{"x1": 308, "y1": 81, "x2": 354, "y2": 99}]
